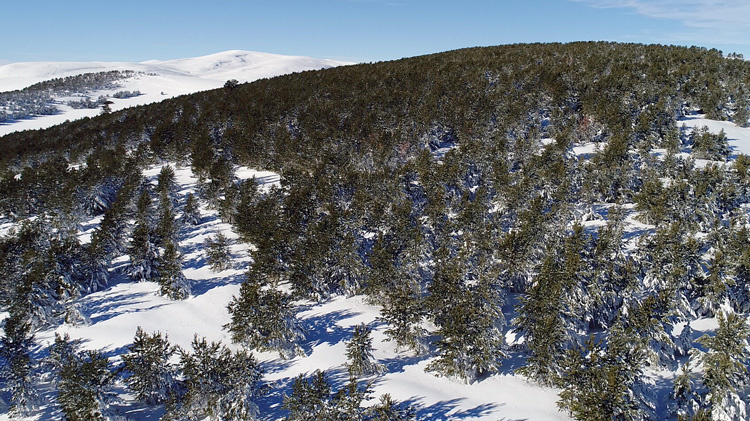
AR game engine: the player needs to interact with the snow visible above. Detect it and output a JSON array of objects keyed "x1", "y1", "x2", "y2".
[
  {"x1": 679, "y1": 114, "x2": 750, "y2": 156},
  {"x1": 0, "y1": 50, "x2": 351, "y2": 137},
  {"x1": 5, "y1": 162, "x2": 573, "y2": 421}
]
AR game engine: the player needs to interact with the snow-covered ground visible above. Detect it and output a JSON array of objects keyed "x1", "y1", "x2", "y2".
[
  {"x1": 0, "y1": 50, "x2": 351, "y2": 136},
  {"x1": 2, "y1": 163, "x2": 567, "y2": 420}
]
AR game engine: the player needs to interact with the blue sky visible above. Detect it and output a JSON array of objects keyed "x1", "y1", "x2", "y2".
[{"x1": 2, "y1": 0, "x2": 749, "y2": 63}]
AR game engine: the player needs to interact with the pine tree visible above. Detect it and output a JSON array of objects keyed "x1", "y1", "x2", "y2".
[
  {"x1": 282, "y1": 370, "x2": 414, "y2": 420},
  {"x1": 693, "y1": 311, "x2": 750, "y2": 416},
  {"x1": 282, "y1": 370, "x2": 331, "y2": 420},
  {"x1": 169, "y1": 336, "x2": 263, "y2": 421},
  {"x1": 0, "y1": 282, "x2": 37, "y2": 416},
  {"x1": 557, "y1": 326, "x2": 651, "y2": 420},
  {"x1": 53, "y1": 334, "x2": 115, "y2": 421},
  {"x1": 156, "y1": 194, "x2": 178, "y2": 245},
  {"x1": 669, "y1": 364, "x2": 701, "y2": 421},
  {"x1": 345, "y1": 324, "x2": 384, "y2": 377},
  {"x1": 426, "y1": 253, "x2": 506, "y2": 382},
  {"x1": 225, "y1": 281, "x2": 304, "y2": 358},
  {"x1": 182, "y1": 193, "x2": 202, "y2": 226},
  {"x1": 158, "y1": 239, "x2": 190, "y2": 300},
  {"x1": 378, "y1": 280, "x2": 426, "y2": 354},
  {"x1": 205, "y1": 231, "x2": 232, "y2": 272},
  {"x1": 127, "y1": 189, "x2": 160, "y2": 283},
  {"x1": 123, "y1": 327, "x2": 178, "y2": 404},
  {"x1": 514, "y1": 255, "x2": 569, "y2": 385},
  {"x1": 369, "y1": 393, "x2": 417, "y2": 421}
]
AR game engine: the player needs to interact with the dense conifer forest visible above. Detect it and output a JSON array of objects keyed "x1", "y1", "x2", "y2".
[{"x1": 2, "y1": 42, "x2": 750, "y2": 420}]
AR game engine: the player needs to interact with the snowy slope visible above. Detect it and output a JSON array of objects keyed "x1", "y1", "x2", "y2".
[
  {"x1": 0, "y1": 50, "x2": 350, "y2": 136},
  {"x1": 3, "y1": 163, "x2": 570, "y2": 421}
]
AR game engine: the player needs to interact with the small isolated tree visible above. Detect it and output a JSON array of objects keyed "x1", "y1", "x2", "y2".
[
  {"x1": 691, "y1": 126, "x2": 730, "y2": 161},
  {"x1": 158, "y1": 239, "x2": 190, "y2": 300},
  {"x1": 224, "y1": 79, "x2": 239, "y2": 90},
  {"x1": 182, "y1": 193, "x2": 201, "y2": 226},
  {"x1": 123, "y1": 327, "x2": 179, "y2": 405},
  {"x1": 205, "y1": 232, "x2": 232, "y2": 272},
  {"x1": 345, "y1": 324, "x2": 384, "y2": 377}
]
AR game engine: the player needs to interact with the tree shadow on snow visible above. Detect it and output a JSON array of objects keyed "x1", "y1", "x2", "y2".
[
  {"x1": 299, "y1": 308, "x2": 361, "y2": 354},
  {"x1": 188, "y1": 272, "x2": 245, "y2": 297},
  {"x1": 400, "y1": 397, "x2": 500, "y2": 420},
  {"x1": 82, "y1": 289, "x2": 168, "y2": 325}
]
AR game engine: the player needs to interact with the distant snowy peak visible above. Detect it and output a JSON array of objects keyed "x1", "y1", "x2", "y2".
[
  {"x1": 0, "y1": 50, "x2": 352, "y2": 136},
  {"x1": 0, "y1": 50, "x2": 350, "y2": 92},
  {"x1": 144, "y1": 50, "x2": 345, "y2": 77}
]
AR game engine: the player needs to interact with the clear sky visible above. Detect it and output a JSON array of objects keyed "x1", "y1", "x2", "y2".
[{"x1": 2, "y1": 0, "x2": 749, "y2": 64}]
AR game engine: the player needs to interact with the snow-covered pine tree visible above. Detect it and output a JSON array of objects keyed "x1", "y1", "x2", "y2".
[
  {"x1": 282, "y1": 370, "x2": 415, "y2": 420},
  {"x1": 693, "y1": 311, "x2": 750, "y2": 419},
  {"x1": 0, "y1": 282, "x2": 37, "y2": 416},
  {"x1": 205, "y1": 231, "x2": 232, "y2": 272},
  {"x1": 53, "y1": 334, "x2": 115, "y2": 421},
  {"x1": 158, "y1": 239, "x2": 190, "y2": 300},
  {"x1": 345, "y1": 324, "x2": 384, "y2": 377},
  {"x1": 156, "y1": 191, "x2": 178, "y2": 245},
  {"x1": 557, "y1": 325, "x2": 652, "y2": 420},
  {"x1": 669, "y1": 364, "x2": 701, "y2": 420},
  {"x1": 122, "y1": 327, "x2": 179, "y2": 404},
  {"x1": 514, "y1": 254, "x2": 569, "y2": 385},
  {"x1": 169, "y1": 336, "x2": 263, "y2": 421},
  {"x1": 225, "y1": 280, "x2": 304, "y2": 358},
  {"x1": 426, "y1": 252, "x2": 506, "y2": 383},
  {"x1": 182, "y1": 192, "x2": 202, "y2": 226},
  {"x1": 127, "y1": 189, "x2": 160, "y2": 283},
  {"x1": 157, "y1": 165, "x2": 177, "y2": 202},
  {"x1": 378, "y1": 279, "x2": 426, "y2": 354},
  {"x1": 282, "y1": 370, "x2": 331, "y2": 420}
]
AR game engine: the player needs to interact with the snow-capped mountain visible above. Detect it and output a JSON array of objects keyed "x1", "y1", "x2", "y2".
[{"x1": 0, "y1": 50, "x2": 350, "y2": 136}]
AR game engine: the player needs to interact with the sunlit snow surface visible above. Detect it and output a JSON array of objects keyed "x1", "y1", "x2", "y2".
[
  {"x1": 0, "y1": 50, "x2": 350, "y2": 137},
  {"x1": 0, "y1": 163, "x2": 569, "y2": 421}
]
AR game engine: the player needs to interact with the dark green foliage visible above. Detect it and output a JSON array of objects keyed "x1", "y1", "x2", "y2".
[
  {"x1": 345, "y1": 324, "x2": 383, "y2": 377},
  {"x1": 123, "y1": 327, "x2": 178, "y2": 404},
  {"x1": 690, "y1": 126, "x2": 730, "y2": 161},
  {"x1": 669, "y1": 364, "x2": 700, "y2": 421},
  {"x1": 128, "y1": 188, "x2": 160, "y2": 283},
  {"x1": 282, "y1": 371, "x2": 414, "y2": 421},
  {"x1": 182, "y1": 192, "x2": 201, "y2": 225},
  {"x1": 557, "y1": 327, "x2": 650, "y2": 420},
  {"x1": 426, "y1": 253, "x2": 506, "y2": 382},
  {"x1": 51, "y1": 334, "x2": 115, "y2": 421},
  {"x1": 225, "y1": 280, "x2": 304, "y2": 358},
  {"x1": 158, "y1": 239, "x2": 190, "y2": 300},
  {"x1": 168, "y1": 336, "x2": 263, "y2": 421},
  {"x1": 205, "y1": 231, "x2": 232, "y2": 272},
  {"x1": 694, "y1": 312, "x2": 750, "y2": 410},
  {"x1": 0, "y1": 280, "x2": 37, "y2": 416},
  {"x1": 4, "y1": 42, "x2": 750, "y2": 418}
]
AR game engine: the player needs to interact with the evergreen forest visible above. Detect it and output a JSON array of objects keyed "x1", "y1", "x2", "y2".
[{"x1": 2, "y1": 42, "x2": 750, "y2": 420}]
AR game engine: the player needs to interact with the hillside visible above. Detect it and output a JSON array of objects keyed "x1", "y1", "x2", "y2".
[
  {"x1": 0, "y1": 50, "x2": 349, "y2": 136},
  {"x1": 2, "y1": 42, "x2": 750, "y2": 420}
]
